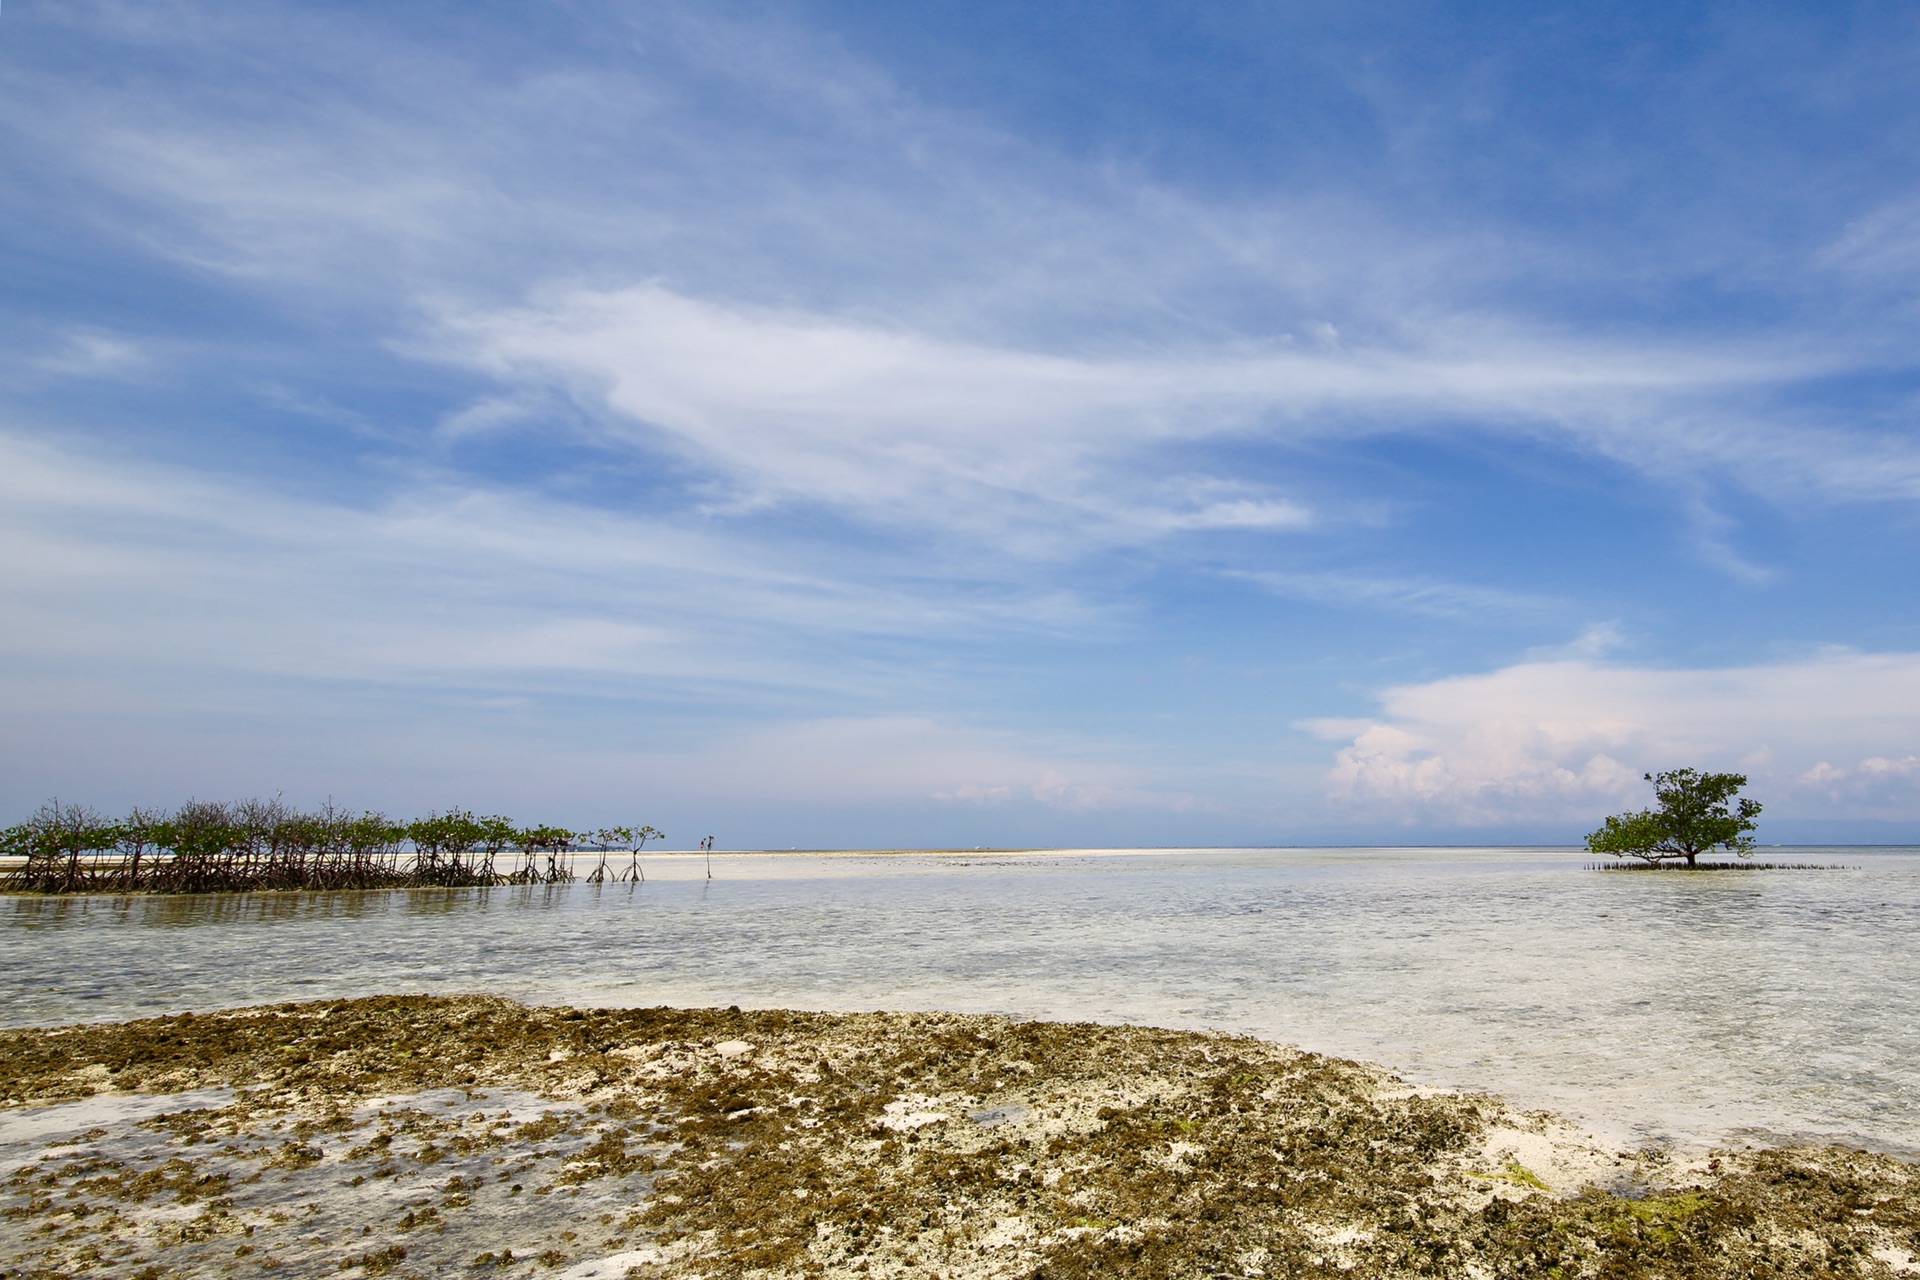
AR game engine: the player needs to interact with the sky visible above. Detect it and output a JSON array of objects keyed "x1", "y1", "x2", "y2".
[{"x1": 4, "y1": 0, "x2": 1920, "y2": 846}]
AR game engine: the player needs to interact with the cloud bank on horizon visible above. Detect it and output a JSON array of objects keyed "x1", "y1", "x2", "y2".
[{"x1": 4, "y1": 0, "x2": 1920, "y2": 844}]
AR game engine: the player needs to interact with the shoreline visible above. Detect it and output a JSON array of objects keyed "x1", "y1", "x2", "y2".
[
  {"x1": 3, "y1": 843, "x2": 1886, "y2": 899},
  {"x1": 3, "y1": 999, "x2": 1916, "y2": 1278},
  {"x1": 9, "y1": 855, "x2": 1919, "y2": 1168}
]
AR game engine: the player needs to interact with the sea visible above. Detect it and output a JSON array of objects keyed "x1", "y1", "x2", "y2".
[{"x1": 3, "y1": 846, "x2": 1916, "y2": 1157}]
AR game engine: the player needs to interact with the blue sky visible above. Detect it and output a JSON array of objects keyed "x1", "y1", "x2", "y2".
[{"x1": 5, "y1": 0, "x2": 1920, "y2": 845}]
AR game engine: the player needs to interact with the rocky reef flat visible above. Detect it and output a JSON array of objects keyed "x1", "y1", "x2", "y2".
[{"x1": 1, "y1": 997, "x2": 1916, "y2": 1279}]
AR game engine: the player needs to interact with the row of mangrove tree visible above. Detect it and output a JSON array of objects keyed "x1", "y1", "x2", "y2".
[{"x1": 0, "y1": 799, "x2": 663, "y2": 894}]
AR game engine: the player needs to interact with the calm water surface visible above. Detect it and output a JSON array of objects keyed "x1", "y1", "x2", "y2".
[{"x1": 4, "y1": 847, "x2": 1916, "y2": 1155}]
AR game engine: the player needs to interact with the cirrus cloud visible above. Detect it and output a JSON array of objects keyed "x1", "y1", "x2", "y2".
[{"x1": 432, "y1": 282, "x2": 1852, "y2": 558}]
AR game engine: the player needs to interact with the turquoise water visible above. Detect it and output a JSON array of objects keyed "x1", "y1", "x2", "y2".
[{"x1": 3, "y1": 846, "x2": 1916, "y2": 1155}]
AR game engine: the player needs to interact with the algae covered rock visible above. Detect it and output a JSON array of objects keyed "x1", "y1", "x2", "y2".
[{"x1": 1, "y1": 997, "x2": 1914, "y2": 1278}]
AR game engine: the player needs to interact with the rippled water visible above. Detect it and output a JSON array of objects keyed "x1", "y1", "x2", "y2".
[{"x1": 4, "y1": 847, "x2": 1916, "y2": 1155}]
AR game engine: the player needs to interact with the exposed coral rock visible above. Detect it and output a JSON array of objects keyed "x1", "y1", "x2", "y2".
[{"x1": 0, "y1": 996, "x2": 1914, "y2": 1278}]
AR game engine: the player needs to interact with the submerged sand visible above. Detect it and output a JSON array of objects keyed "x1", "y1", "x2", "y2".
[{"x1": 1, "y1": 997, "x2": 1916, "y2": 1279}]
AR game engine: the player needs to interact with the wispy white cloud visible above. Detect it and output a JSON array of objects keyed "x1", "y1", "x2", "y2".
[
  {"x1": 1305, "y1": 649, "x2": 1920, "y2": 823},
  {"x1": 432, "y1": 282, "x2": 1887, "y2": 560},
  {"x1": 1523, "y1": 623, "x2": 1628, "y2": 661},
  {"x1": 694, "y1": 720, "x2": 1196, "y2": 813},
  {"x1": 0, "y1": 427, "x2": 1198, "y2": 823},
  {"x1": 934, "y1": 766, "x2": 1200, "y2": 814},
  {"x1": 32, "y1": 330, "x2": 152, "y2": 380},
  {"x1": 1227, "y1": 567, "x2": 1562, "y2": 620},
  {"x1": 1820, "y1": 193, "x2": 1920, "y2": 284},
  {"x1": 434, "y1": 283, "x2": 1332, "y2": 550},
  {"x1": 13, "y1": 0, "x2": 1920, "y2": 542},
  {"x1": 0, "y1": 429, "x2": 1101, "y2": 701}
]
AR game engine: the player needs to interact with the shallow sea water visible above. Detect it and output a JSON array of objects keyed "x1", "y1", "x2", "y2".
[{"x1": 3, "y1": 846, "x2": 1916, "y2": 1156}]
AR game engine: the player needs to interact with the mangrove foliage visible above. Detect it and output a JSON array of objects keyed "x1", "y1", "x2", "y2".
[
  {"x1": 0, "y1": 798, "x2": 663, "y2": 895},
  {"x1": 1586, "y1": 769, "x2": 1762, "y2": 868}
]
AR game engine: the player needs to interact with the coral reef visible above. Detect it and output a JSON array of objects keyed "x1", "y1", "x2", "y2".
[{"x1": 1, "y1": 998, "x2": 1915, "y2": 1278}]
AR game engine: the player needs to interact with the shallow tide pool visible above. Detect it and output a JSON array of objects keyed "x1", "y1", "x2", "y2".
[{"x1": 4, "y1": 846, "x2": 1916, "y2": 1155}]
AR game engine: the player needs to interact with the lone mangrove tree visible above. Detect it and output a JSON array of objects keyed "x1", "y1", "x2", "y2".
[{"x1": 1586, "y1": 768, "x2": 1762, "y2": 867}]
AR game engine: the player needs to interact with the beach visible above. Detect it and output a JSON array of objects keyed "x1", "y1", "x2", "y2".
[
  {"x1": 4, "y1": 995, "x2": 1918, "y2": 1279},
  {"x1": 13, "y1": 0, "x2": 1920, "y2": 1271},
  {"x1": 7, "y1": 848, "x2": 1920, "y2": 1277},
  {"x1": 9, "y1": 848, "x2": 1920, "y2": 1154}
]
